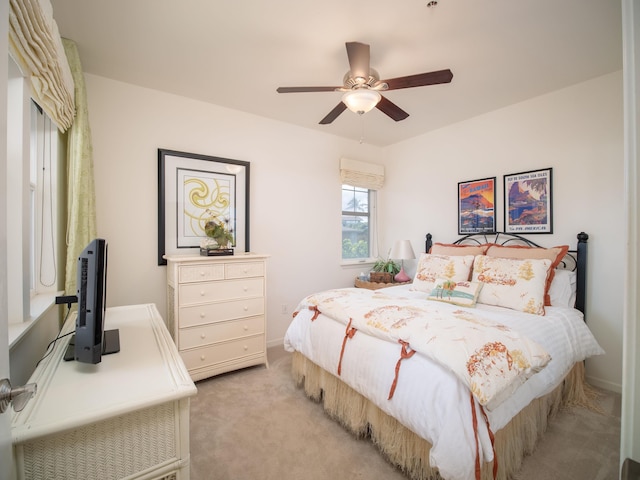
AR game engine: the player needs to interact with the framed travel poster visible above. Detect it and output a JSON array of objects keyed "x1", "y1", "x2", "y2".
[
  {"x1": 504, "y1": 168, "x2": 553, "y2": 234},
  {"x1": 458, "y1": 177, "x2": 496, "y2": 234}
]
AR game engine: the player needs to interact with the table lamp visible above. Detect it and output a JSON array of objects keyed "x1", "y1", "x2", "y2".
[{"x1": 390, "y1": 240, "x2": 416, "y2": 283}]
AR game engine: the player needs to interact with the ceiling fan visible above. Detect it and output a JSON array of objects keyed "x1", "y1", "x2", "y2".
[{"x1": 276, "y1": 42, "x2": 453, "y2": 125}]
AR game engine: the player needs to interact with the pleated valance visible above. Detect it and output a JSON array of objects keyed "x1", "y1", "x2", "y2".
[
  {"x1": 9, "y1": 0, "x2": 75, "y2": 131},
  {"x1": 339, "y1": 157, "x2": 385, "y2": 190}
]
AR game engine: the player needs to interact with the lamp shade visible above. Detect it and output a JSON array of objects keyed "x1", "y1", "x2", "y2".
[
  {"x1": 342, "y1": 89, "x2": 381, "y2": 114},
  {"x1": 390, "y1": 240, "x2": 415, "y2": 283},
  {"x1": 390, "y1": 240, "x2": 416, "y2": 260}
]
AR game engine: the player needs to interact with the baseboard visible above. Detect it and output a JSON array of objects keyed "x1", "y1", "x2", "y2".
[
  {"x1": 586, "y1": 374, "x2": 622, "y2": 394},
  {"x1": 267, "y1": 337, "x2": 285, "y2": 349}
]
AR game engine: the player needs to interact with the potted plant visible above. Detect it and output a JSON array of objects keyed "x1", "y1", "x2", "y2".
[
  {"x1": 204, "y1": 217, "x2": 234, "y2": 248},
  {"x1": 201, "y1": 209, "x2": 234, "y2": 255},
  {"x1": 370, "y1": 256, "x2": 400, "y2": 283}
]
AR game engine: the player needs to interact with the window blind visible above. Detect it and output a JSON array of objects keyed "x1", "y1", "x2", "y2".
[
  {"x1": 9, "y1": 0, "x2": 75, "y2": 131},
  {"x1": 339, "y1": 157, "x2": 385, "y2": 190}
]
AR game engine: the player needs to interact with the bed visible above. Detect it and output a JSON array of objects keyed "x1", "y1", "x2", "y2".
[{"x1": 283, "y1": 232, "x2": 604, "y2": 480}]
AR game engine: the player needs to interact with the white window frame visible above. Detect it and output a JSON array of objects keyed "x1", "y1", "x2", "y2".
[
  {"x1": 7, "y1": 54, "x2": 60, "y2": 336},
  {"x1": 341, "y1": 184, "x2": 378, "y2": 266}
]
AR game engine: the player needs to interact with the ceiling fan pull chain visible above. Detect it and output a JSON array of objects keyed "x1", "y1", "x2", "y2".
[{"x1": 359, "y1": 114, "x2": 365, "y2": 144}]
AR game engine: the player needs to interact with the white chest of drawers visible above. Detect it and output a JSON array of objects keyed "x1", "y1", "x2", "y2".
[{"x1": 164, "y1": 253, "x2": 269, "y2": 381}]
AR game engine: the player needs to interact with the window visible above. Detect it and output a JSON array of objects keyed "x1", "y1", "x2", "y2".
[
  {"x1": 342, "y1": 184, "x2": 375, "y2": 260},
  {"x1": 7, "y1": 55, "x2": 60, "y2": 328},
  {"x1": 339, "y1": 158, "x2": 383, "y2": 263},
  {"x1": 30, "y1": 100, "x2": 59, "y2": 295}
]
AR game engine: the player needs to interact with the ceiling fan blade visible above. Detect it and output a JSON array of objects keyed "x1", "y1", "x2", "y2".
[
  {"x1": 376, "y1": 95, "x2": 409, "y2": 122},
  {"x1": 277, "y1": 86, "x2": 340, "y2": 93},
  {"x1": 346, "y1": 42, "x2": 370, "y2": 80},
  {"x1": 383, "y1": 69, "x2": 453, "y2": 90},
  {"x1": 319, "y1": 102, "x2": 347, "y2": 124}
]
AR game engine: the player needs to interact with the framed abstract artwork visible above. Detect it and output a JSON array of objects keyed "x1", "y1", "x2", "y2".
[
  {"x1": 157, "y1": 149, "x2": 250, "y2": 265},
  {"x1": 458, "y1": 177, "x2": 496, "y2": 234},
  {"x1": 503, "y1": 167, "x2": 553, "y2": 234}
]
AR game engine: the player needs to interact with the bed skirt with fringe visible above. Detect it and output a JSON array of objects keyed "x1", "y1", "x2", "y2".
[{"x1": 291, "y1": 351, "x2": 596, "y2": 480}]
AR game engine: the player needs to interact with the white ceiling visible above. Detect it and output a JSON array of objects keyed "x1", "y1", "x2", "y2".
[{"x1": 49, "y1": 0, "x2": 622, "y2": 147}]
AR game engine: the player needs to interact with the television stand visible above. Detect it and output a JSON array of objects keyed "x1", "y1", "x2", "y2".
[
  {"x1": 12, "y1": 304, "x2": 197, "y2": 480},
  {"x1": 63, "y1": 328, "x2": 121, "y2": 362}
]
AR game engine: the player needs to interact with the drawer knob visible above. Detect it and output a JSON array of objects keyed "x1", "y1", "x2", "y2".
[
  {"x1": 201, "y1": 334, "x2": 206, "y2": 339},
  {"x1": 243, "y1": 286, "x2": 248, "y2": 292},
  {"x1": 200, "y1": 312, "x2": 206, "y2": 318},
  {"x1": 200, "y1": 271, "x2": 205, "y2": 276},
  {"x1": 243, "y1": 345, "x2": 248, "y2": 351},
  {"x1": 200, "y1": 291, "x2": 205, "y2": 296},
  {"x1": 244, "y1": 306, "x2": 249, "y2": 311},
  {"x1": 243, "y1": 268, "x2": 248, "y2": 273},
  {"x1": 200, "y1": 355, "x2": 206, "y2": 361},
  {"x1": 243, "y1": 325, "x2": 249, "y2": 331}
]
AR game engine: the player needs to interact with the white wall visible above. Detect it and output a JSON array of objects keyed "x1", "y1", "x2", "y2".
[
  {"x1": 85, "y1": 71, "x2": 623, "y2": 391},
  {"x1": 382, "y1": 71, "x2": 624, "y2": 391},
  {"x1": 85, "y1": 74, "x2": 384, "y2": 346}
]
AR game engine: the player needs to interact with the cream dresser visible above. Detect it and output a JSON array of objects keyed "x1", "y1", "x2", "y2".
[{"x1": 164, "y1": 253, "x2": 269, "y2": 381}]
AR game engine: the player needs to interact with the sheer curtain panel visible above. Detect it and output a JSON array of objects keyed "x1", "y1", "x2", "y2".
[{"x1": 62, "y1": 39, "x2": 97, "y2": 295}]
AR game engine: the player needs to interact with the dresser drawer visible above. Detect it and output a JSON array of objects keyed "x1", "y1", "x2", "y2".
[
  {"x1": 179, "y1": 316, "x2": 265, "y2": 349},
  {"x1": 225, "y1": 261, "x2": 264, "y2": 279},
  {"x1": 179, "y1": 297, "x2": 264, "y2": 327},
  {"x1": 181, "y1": 335, "x2": 265, "y2": 371},
  {"x1": 179, "y1": 277, "x2": 264, "y2": 305},
  {"x1": 179, "y1": 263, "x2": 225, "y2": 283}
]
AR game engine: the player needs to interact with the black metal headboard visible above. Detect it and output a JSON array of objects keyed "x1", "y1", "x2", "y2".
[{"x1": 425, "y1": 232, "x2": 589, "y2": 318}]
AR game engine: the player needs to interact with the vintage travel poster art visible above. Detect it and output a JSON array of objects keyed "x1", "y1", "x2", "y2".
[
  {"x1": 458, "y1": 177, "x2": 496, "y2": 234},
  {"x1": 504, "y1": 168, "x2": 553, "y2": 234}
]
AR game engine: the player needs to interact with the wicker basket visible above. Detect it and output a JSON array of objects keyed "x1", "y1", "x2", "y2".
[
  {"x1": 354, "y1": 277, "x2": 411, "y2": 290},
  {"x1": 369, "y1": 272, "x2": 393, "y2": 283}
]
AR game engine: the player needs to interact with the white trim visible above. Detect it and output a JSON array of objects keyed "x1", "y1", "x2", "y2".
[
  {"x1": 8, "y1": 291, "x2": 60, "y2": 348},
  {"x1": 622, "y1": 0, "x2": 640, "y2": 466}
]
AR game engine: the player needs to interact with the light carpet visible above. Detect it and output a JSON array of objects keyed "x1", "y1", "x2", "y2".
[{"x1": 189, "y1": 347, "x2": 621, "y2": 480}]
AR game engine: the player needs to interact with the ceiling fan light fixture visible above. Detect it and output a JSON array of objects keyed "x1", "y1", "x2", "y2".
[{"x1": 342, "y1": 89, "x2": 382, "y2": 115}]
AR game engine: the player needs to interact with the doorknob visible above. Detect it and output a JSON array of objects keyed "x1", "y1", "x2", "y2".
[{"x1": 0, "y1": 378, "x2": 37, "y2": 414}]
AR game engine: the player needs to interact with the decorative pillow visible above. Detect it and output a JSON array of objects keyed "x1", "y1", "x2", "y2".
[
  {"x1": 427, "y1": 279, "x2": 483, "y2": 307},
  {"x1": 485, "y1": 244, "x2": 569, "y2": 306},
  {"x1": 411, "y1": 254, "x2": 475, "y2": 293},
  {"x1": 472, "y1": 255, "x2": 551, "y2": 315},
  {"x1": 548, "y1": 269, "x2": 577, "y2": 308},
  {"x1": 429, "y1": 243, "x2": 491, "y2": 257}
]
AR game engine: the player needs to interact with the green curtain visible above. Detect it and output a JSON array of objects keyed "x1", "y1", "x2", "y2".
[{"x1": 62, "y1": 38, "x2": 97, "y2": 295}]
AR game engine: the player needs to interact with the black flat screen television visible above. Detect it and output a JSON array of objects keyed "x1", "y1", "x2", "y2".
[{"x1": 64, "y1": 238, "x2": 120, "y2": 364}]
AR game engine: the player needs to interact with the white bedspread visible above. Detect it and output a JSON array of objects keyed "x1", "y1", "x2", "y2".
[{"x1": 283, "y1": 285, "x2": 603, "y2": 480}]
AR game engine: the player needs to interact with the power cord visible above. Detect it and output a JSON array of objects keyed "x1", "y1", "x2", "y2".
[{"x1": 35, "y1": 303, "x2": 76, "y2": 367}]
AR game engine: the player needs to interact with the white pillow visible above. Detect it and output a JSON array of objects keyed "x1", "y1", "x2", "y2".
[
  {"x1": 548, "y1": 269, "x2": 577, "y2": 308},
  {"x1": 472, "y1": 255, "x2": 551, "y2": 315},
  {"x1": 411, "y1": 254, "x2": 475, "y2": 293}
]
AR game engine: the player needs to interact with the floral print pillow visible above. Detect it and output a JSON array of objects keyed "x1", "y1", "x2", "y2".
[
  {"x1": 411, "y1": 254, "x2": 474, "y2": 292},
  {"x1": 472, "y1": 255, "x2": 551, "y2": 315}
]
